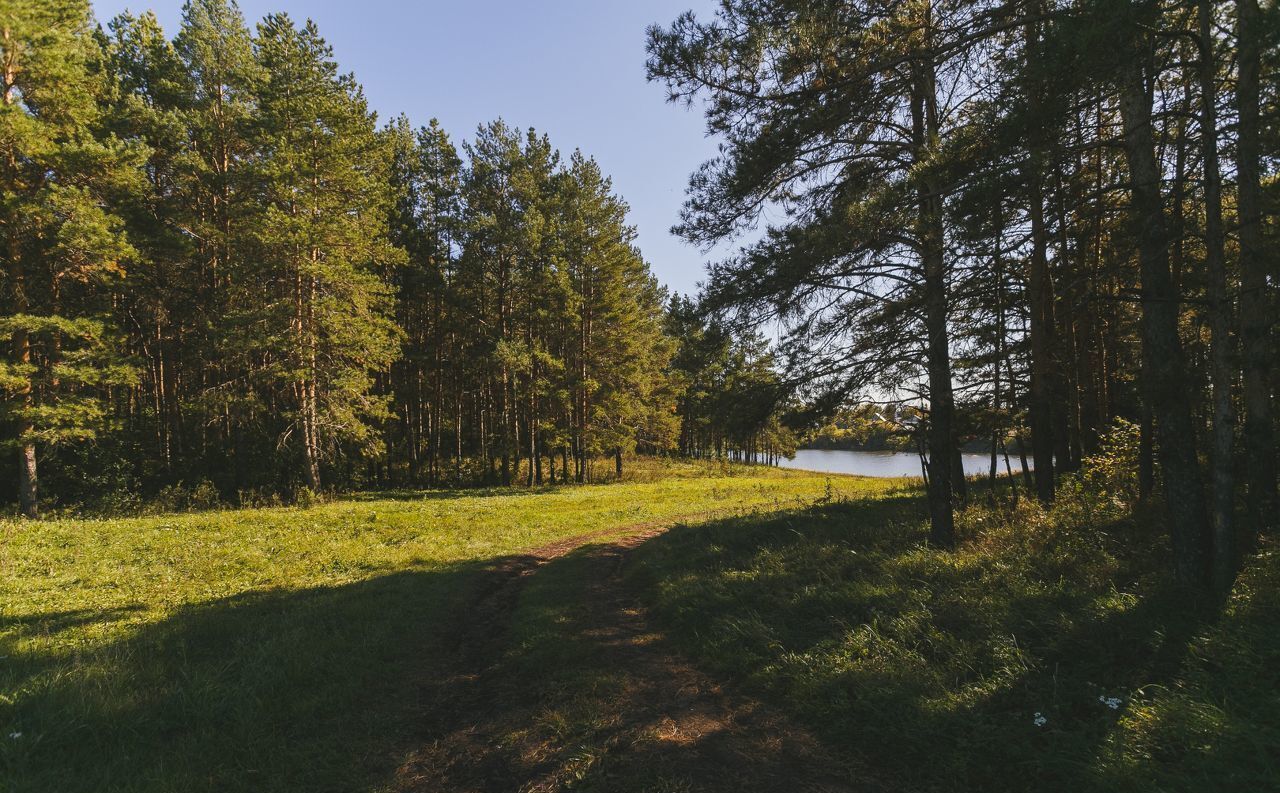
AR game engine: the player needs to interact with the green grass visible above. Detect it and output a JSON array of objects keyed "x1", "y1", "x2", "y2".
[
  {"x1": 451, "y1": 471, "x2": 902, "y2": 791},
  {"x1": 0, "y1": 461, "x2": 845, "y2": 793},
  {"x1": 9, "y1": 453, "x2": 1272, "y2": 792},
  {"x1": 628, "y1": 484, "x2": 1280, "y2": 792},
  {"x1": 1099, "y1": 543, "x2": 1280, "y2": 790}
]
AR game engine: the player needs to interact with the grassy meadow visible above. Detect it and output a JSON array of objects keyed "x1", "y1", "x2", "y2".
[
  {"x1": 0, "y1": 461, "x2": 853, "y2": 792},
  {"x1": 629, "y1": 483, "x2": 1280, "y2": 791},
  {"x1": 3, "y1": 457, "x2": 1275, "y2": 792}
]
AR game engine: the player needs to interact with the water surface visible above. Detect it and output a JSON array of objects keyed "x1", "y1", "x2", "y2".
[{"x1": 779, "y1": 449, "x2": 1016, "y2": 478}]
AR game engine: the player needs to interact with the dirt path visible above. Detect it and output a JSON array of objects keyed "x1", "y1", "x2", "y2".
[{"x1": 392, "y1": 515, "x2": 876, "y2": 792}]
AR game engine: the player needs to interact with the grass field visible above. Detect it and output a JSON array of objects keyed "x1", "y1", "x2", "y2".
[
  {"x1": 629, "y1": 488, "x2": 1280, "y2": 792},
  {"x1": 0, "y1": 461, "x2": 852, "y2": 793},
  {"x1": 5, "y1": 458, "x2": 1275, "y2": 792}
]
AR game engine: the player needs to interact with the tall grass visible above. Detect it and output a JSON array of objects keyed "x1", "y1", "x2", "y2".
[{"x1": 630, "y1": 425, "x2": 1278, "y2": 791}]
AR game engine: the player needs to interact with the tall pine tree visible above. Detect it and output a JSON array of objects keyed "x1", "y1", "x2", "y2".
[
  {"x1": 1, "y1": 0, "x2": 141, "y2": 516},
  {"x1": 241, "y1": 14, "x2": 400, "y2": 491}
]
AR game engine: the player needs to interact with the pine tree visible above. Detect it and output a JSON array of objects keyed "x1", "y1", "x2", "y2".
[
  {"x1": 0, "y1": 0, "x2": 142, "y2": 517},
  {"x1": 664, "y1": 296, "x2": 794, "y2": 463},
  {"x1": 101, "y1": 0, "x2": 263, "y2": 491},
  {"x1": 1235, "y1": 0, "x2": 1276, "y2": 538},
  {"x1": 385, "y1": 115, "x2": 463, "y2": 483},
  {"x1": 242, "y1": 14, "x2": 401, "y2": 491},
  {"x1": 102, "y1": 9, "x2": 190, "y2": 485},
  {"x1": 172, "y1": 0, "x2": 262, "y2": 485},
  {"x1": 647, "y1": 0, "x2": 982, "y2": 545},
  {"x1": 560, "y1": 153, "x2": 673, "y2": 477}
]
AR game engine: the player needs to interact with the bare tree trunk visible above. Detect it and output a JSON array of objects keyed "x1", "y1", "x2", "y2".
[
  {"x1": 912, "y1": 16, "x2": 956, "y2": 548},
  {"x1": 1003, "y1": 440, "x2": 1019, "y2": 504},
  {"x1": 1017, "y1": 428, "x2": 1033, "y2": 490},
  {"x1": 1025, "y1": 12, "x2": 1058, "y2": 501},
  {"x1": 990, "y1": 196, "x2": 1006, "y2": 501},
  {"x1": 11, "y1": 289, "x2": 37, "y2": 519},
  {"x1": 455, "y1": 385, "x2": 463, "y2": 482},
  {"x1": 5, "y1": 45, "x2": 36, "y2": 519},
  {"x1": 1118, "y1": 55, "x2": 1209, "y2": 585},
  {"x1": 301, "y1": 254, "x2": 322, "y2": 493},
  {"x1": 1199, "y1": 0, "x2": 1236, "y2": 589},
  {"x1": 303, "y1": 381, "x2": 322, "y2": 492},
  {"x1": 18, "y1": 433, "x2": 37, "y2": 519},
  {"x1": 1005, "y1": 356, "x2": 1035, "y2": 491},
  {"x1": 1236, "y1": 0, "x2": 1275, "y2": 538},
  {"x1": 499, "y1": 255, "x2": 513, "y2": 487}
]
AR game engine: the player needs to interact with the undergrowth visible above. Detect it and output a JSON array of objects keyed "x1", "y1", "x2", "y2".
[{"x1": 631, "y1": 424, "x2": 1278, "y2": 791}]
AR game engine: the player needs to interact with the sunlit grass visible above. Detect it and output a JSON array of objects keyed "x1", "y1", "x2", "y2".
[
  {"x1": 0, "y1": 463, "x2": 847, "y2": 793},
  {"x1": 7, "y1": 458, "x2": 1269, "y2": 791}
]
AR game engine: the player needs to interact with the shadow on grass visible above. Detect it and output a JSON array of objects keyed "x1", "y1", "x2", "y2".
[
  {"x1": 625, "y1": 492, "x2": 1225, "y2": 792},
  {"x1": 391, "y1": 525, "x2": 870, "y2": 793},
  {"x1": 1, "y1": 512, "x2": 869, "y2": 793},
  {"x1": 1, "y1": 491, "x2": 1240, "y2": 793},
  {"x1": 0, "y1": 604, "x2": 148, "y2": 634},
  {"x1": 343, "y1": 486, "x2": 554, "y2": 503},
  {"x1": 0, "y1": 557, "x2": 523, "y2": 793}
]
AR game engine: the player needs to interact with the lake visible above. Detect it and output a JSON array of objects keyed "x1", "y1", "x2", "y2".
[{"x1": 779, "y1": 449, "x2": 1015, "y2": 478}]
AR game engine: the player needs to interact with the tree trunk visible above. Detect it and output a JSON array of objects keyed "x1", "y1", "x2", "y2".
[
  {"x1": 1138, "y1": 397, "x2": 1155, "y2": 501},
  {"x1": 4, "y1": 60, "x2": 35, "y2": 518},
  {"x1": 303, "y1": 263, "x2": 322, "y2": 493},
  {"x1": 1117, "y1": 55, "x2": 1209, "y2": 585},
  {"x1": 1199, "y1": 0, "x2": 1236, "y2": 589},
  {"x1": 1024, "y1": 13, "x2": 1059, "y2": 502},
  {"x1": 990, "y1": 198, "x2": 1006, "y2": 501},
  {"x1": 912, "y1": 19, "x2": 956, "y2": 548},
  {"x1": 9, "y1": 257, "x2": 37, "y2": 518},
  {"x1": 302, "y1": 379, "x2": 322, "y2": 493},
  {"x1": 1236, "y1": 0, "x2": 1275, "y2": 537},
  {"x1": 18, "y1": 440, "x2": 37, "y2": 520}
]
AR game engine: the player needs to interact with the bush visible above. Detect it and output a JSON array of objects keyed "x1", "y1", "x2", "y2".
[
  {"x1": 1054, "y1": 419, "x2": 1143, "y2": 521},
  {"x1": 959, "y1": 421, "x2": 1144, "y2": 578},
  {"x1": 150, "y1": 480, "x2": 224, "y2": 513},
  {"x1": 235, "y1": 488, "x2": 285, "y2": 509},
  {"x1": 292, "y1": 486, "x2": 324, "y2": 508}
]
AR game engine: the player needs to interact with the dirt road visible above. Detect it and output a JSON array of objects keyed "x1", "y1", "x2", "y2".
[{"x1": 390, "y1": 516, "x2": 878, "y2": 792}]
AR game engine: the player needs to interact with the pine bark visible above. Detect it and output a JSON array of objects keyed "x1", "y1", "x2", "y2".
[
  {"x1": 1199, "y1": 0, "x2": 1236, "y2": 588},
  {"x1": 1236, "y1": 0, "x2": 1275, "y2": 536},
  {"x1": 912, "y1": 16, "x2": 956, "y2": 548},
  {"x1": 1117, "y1": 56, "x2": 1209, "y2": 585}
]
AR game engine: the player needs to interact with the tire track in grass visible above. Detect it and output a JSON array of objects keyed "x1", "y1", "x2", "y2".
[{"x1": 394, "y1": 510, "x2": 882, "y2": 792}]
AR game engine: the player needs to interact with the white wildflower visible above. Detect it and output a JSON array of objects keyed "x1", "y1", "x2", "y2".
[
  {"x1": 8, "y1": 732, "x2": 20, "y2": 740},
  {"x1": 1098, "y1": 695, "x2": 1123, "y2": 710},
  {"x1": 1033, "y1": 712, "x2": 1047, "y2": 727}
]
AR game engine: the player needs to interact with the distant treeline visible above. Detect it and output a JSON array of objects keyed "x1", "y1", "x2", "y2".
[
  {"x1": 0, "y1": 0, "x2": 798, "y2": 515},
  {"x1": 803, "y1": 405, "x2": 919, "y2": 453},
  {"x1": 803, "y1": 404, "x2": 1031, "y2": 457}
]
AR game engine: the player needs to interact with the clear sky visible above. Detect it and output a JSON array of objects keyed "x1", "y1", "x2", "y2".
[{"x1": 89, "y1": 0, "x2": 725, "y2": 298}]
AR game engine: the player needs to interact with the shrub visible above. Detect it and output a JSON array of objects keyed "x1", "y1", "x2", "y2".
[{"x1": 150, "y1": 479, "x2": 224, "y2": 513}]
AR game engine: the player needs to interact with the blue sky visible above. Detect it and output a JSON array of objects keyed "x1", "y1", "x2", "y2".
[{"x1": 90, "y1": 0, "x2": 726, "y2": 298}]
